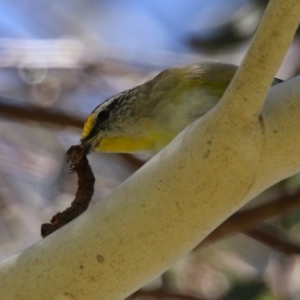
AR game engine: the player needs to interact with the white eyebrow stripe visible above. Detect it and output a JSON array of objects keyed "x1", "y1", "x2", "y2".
[
  {"x1": 93, "y1": 88, "x2": 136, "y2": 116},
  {"x1": 93, "y1": 96, "x2": 117, "y2": 115}
]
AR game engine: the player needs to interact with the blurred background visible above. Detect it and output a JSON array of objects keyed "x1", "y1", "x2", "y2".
[{"x1": 0, "y1": 0, "x2": 300, "y2": 299}]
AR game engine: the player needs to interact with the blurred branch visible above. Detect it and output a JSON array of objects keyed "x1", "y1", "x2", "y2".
[
  {"x1": 196, "y1": 189, "x2": 300, "y2": 249},
  {"x1": 121, "y1": 153, "x2": 145, "y2": 169},
  {"x1": 0, "y1": 96, "x2": 84, "y2": 128},
  {"x1": 245, "y1": 228, "x2": 300, "y2": 255}
]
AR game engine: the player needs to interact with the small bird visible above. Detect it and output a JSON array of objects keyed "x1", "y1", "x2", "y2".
[{"x1": 80, "y1": 62, "x2": 283, "y2": 155}]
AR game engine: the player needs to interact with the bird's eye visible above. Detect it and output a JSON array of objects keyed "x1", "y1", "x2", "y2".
[{"x1": 97, "y1": 110, "x2": 110, "y2": 123}]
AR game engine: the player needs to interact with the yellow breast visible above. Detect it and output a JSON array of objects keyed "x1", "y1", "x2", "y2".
[
  {"x1": 97, "y1": 130, "x2": 174, "y2": 153},
  {"x1": 97, "y1": 136, "x2": 154, "y2": 153}
]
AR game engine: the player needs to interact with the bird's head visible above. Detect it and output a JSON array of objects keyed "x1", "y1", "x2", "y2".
[{"x1": 80, "y1": 87, "x2": 156, "y2": 154}]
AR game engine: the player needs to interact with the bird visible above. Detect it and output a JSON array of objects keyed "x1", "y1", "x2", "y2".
[{"x1": 80, "y1": 62, "x2": 283, "y2": 155}]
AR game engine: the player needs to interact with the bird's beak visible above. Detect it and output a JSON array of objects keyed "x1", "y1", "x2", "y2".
[
  {"x1": 81, "y1": 114, "x2": 102, "y2": 155},
  {"x1": 80, "y1": 133, "x2": 100, "y2": 155},
  {"x1": 81, "y1": 140, "x2": 92, "y2": 155}
]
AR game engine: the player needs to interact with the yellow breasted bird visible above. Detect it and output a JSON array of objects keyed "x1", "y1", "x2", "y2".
[{"x1": 80, "y1": 62, "x2": 282, "y2": 154}]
